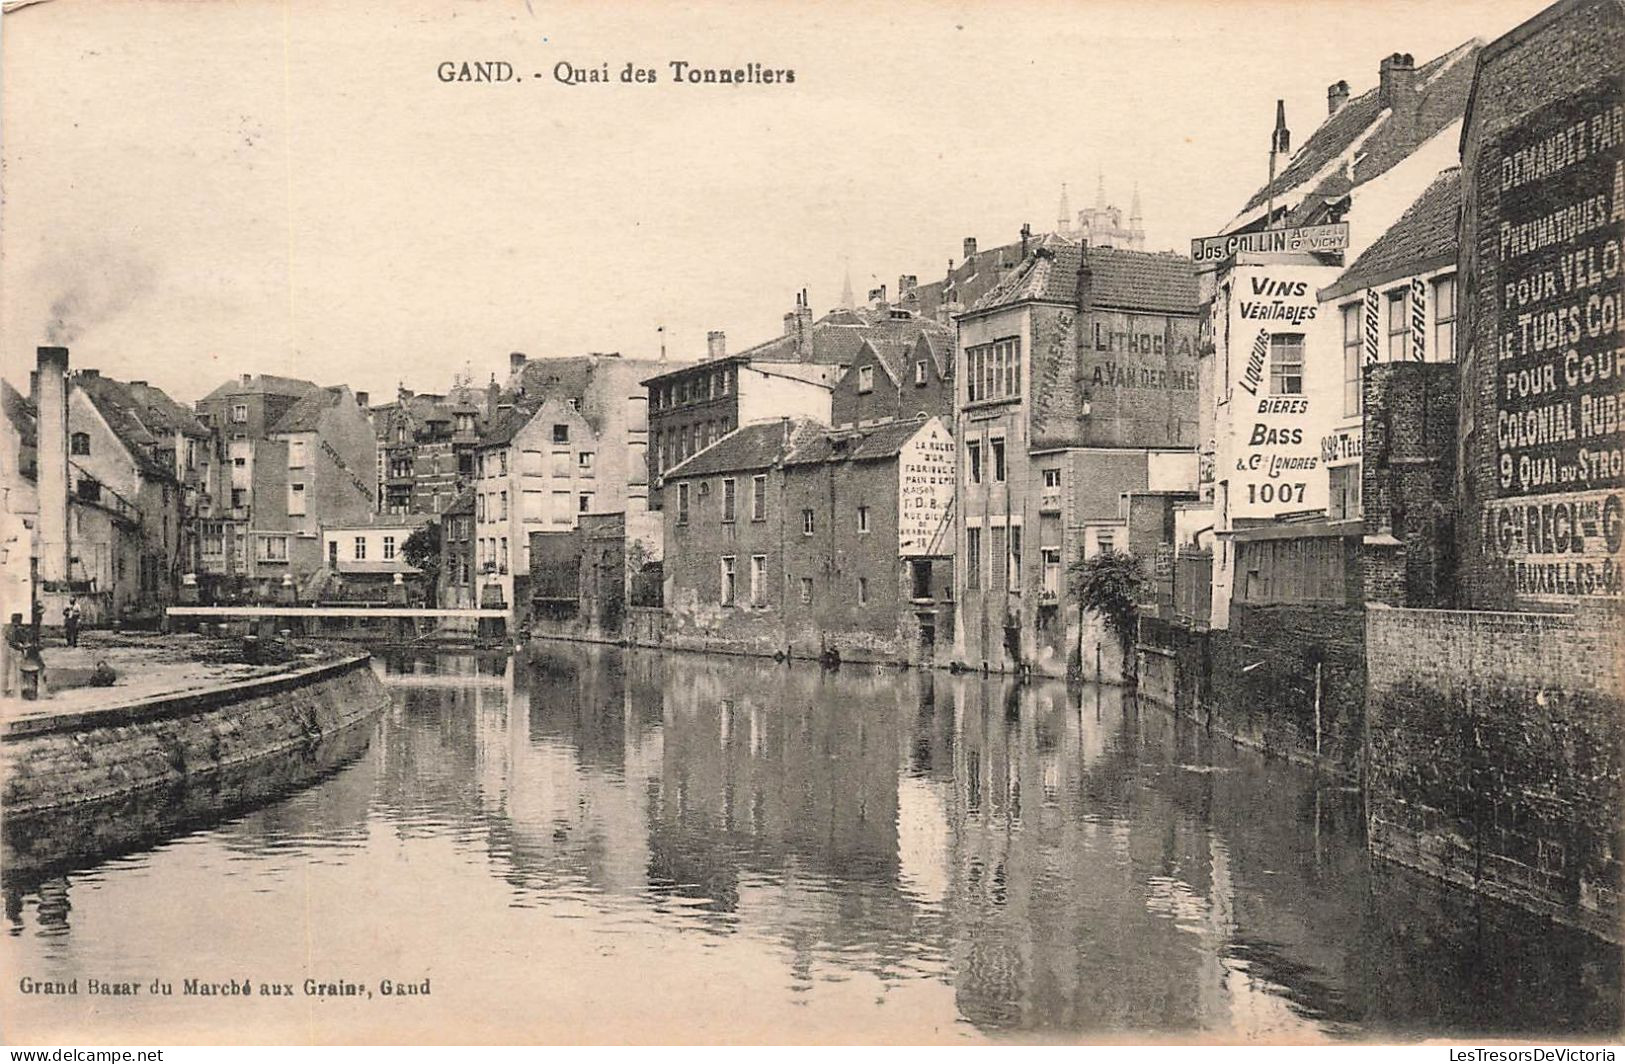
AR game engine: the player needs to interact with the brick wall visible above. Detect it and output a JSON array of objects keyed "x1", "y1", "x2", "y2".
[
  {"x1": 1457, "y1": 0, "x2": 1625, "y2": 609},
  {"x1": 661, "y1": 466, "x2": 788, "y2": 657},
  {"x1": 1366, "y1": 604, "x2": 1623, "y2": 942},
  {"x1": 1209, "y1": 603, "x2": 1367, "y2": 775},
  {"x1": 1363, "y1": 361, "x2": 1459, "y2": 607}
]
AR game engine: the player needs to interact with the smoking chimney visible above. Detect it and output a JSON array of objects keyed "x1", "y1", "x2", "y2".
[
  {"x1": 963, "y1": 237, "x2": 978, "y2": 261},
  {"x1": 1327, "y1": 79, "x2": 1350, "y2": 115},
  {"x1": 36, "y1": 346, "x2": 71, "y2": 588},
  {"x1": 706, "y1": 330, "x2": 726, "y2": 361}
]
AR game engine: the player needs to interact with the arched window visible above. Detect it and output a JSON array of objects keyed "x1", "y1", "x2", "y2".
[{"x1": 70, "y1": 431, "x2": 90, "y2": 456}]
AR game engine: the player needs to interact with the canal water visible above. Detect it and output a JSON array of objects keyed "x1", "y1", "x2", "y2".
[{"x1": 3, "y1": 645, "x2": 1619, "y2": 1043}]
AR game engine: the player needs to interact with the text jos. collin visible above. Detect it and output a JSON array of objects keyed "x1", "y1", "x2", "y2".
[{"x1": 438, "y1": 60, "x2": 796, "y2": 86}]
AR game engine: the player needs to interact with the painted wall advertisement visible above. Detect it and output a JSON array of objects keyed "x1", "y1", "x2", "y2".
[
  {"x1": 1225, "y1": 263, "x2": 1337, "y2": 518},
  {"x1": 1482, "y1": 78, "x2": 1624, "y2": 599},
  {"x1": 898, "y1": 418, "x2": 955, "y2": 556}
]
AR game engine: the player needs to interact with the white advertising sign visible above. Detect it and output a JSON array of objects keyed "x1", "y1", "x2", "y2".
[
  {"x1": 1225, "y1": 265, "x2": 1335, "y2": 518},
  {"x1": 898, "y1": 419, "x2": 956, "y2": 556}
]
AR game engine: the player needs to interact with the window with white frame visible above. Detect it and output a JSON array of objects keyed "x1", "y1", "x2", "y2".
[
  {"x1": 1343, "y1": 304, "x2": 1363, "y2": 416},
  {"x1": 354, "y1": 536, "x2": 367, "y2": 560},
  {"x1": 750, "y1": 558, "x2": 770, "y2": 607},
  {"x1": 1433, "y1": 275, "x2": 1457, "y2": 363},
  {"x1": 383, "y1": 536, "x2": 396, "y2": 560},
  {"x1": 964, "y1": 337, "x2": 1021, "y2": 403},
  {"x1": 751, "y1": 475, "x2": 767, "y2": 521},
  {"x1": 1269, "y1": 334, "x2": 1305, "y2": 395},
  {"x1": 858, "y1": 365, "x2": 874, "y2": 393},
  {"x1": 857, "y1": 505, "x2": 870, "y2": 534},
  {"x1": 720, "y1": 556, "x2": 736, "y2": 606},
  {"x1": 914, "y1": 360, "x2": 928, "y2": 386},
  {"x1": 1386, "y1": 290, "x2": 1410, "y2": 361},
  {"x1": 1329, "y1": 464, "x2": 1361, "y2": 521},
  {"x1": 287, "y1": 482, "x2": 306, "y2": 516},
  {"x1": 801, "y1": 508, "x2": 815, "y2": 535}
]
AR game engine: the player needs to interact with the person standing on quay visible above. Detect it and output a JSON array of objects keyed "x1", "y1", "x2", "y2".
[{"x1": 63, "y1": 597, "x2": 81, "y2": 648}]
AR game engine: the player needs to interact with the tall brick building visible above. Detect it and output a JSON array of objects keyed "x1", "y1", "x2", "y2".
[
  {"x1": 1456, "y1": 0, "x2": 1625, "y2": 610},
  {"x1": 952, "y1": 235, "x2": 1201, "y2": 676}
]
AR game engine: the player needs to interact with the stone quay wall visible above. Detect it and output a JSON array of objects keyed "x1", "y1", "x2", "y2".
[
  {"x1": 3, "y1": 654, "x2": 390, "y2": 818},
  {"x1": 1366, "y1": 604, "x2": 1623, "y2": 942}
]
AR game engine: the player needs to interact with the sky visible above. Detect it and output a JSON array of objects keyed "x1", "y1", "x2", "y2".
[{"x1": 0, "y1": 0, "x2": 1553, "y2": 405}]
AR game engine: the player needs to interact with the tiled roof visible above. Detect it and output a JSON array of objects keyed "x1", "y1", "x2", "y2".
[
  {"x1": 1320, "y1": 167, "x2": 1461, "y2": 301},
  {"x1": 966, "y1": 236, "x2": 1080, "y2": 313},
  {"x1": 270, "y1": 386, "x2": 350, "y2": 433},
  {"x1": 783, "y1": 418, "x2": 931, "y2": 467},
  {"x1": 967, "y1": 239, "x2": 1198, "y2": 316},
  {"x1": 1235, "y1": 40, "x2": 1479, "y2": 224},
  {"x1": 199, "y1": 374, "x2": 320, "y2": 403},
  {"x1": 477, "y1": 401, "x2": 540, "y2": 449},
  {"x1": 664, "y1": 416, "x2": 825, "y2": 479},
  {"x1": 123, "y1": 381, "x2": 209, "y2": 439},
  {"x1": 73, "y1": 374, "x2": 180, "y2": 481},
  {"x1": 731, "y1": 307, "x2": 954, "y2": 368},
  {"x1": 1086, "y1": 247, "x2": 1201, "y2": 312},
  {"x1": 3, "y1": 380, "x2": 37, "y2": 452},
  {"x1": 443, "y1": 487, "x2": 476, "y2": 515}
]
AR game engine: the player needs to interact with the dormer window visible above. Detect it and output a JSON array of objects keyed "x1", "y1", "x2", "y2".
[{"x1": 857, "y1": 366, "x2": 874, "y2": 394}]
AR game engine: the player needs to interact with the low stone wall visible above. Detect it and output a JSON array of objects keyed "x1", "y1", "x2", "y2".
[
  {"x1": 1136, "y1": 604, "x2": 1365, "y2": 778},
  {"x1": 1366, "y1": 604, "x2": 1623, "y2": 943},
  {"x1": 3, "y1": 654, "x2": 389, "y2": 820}
]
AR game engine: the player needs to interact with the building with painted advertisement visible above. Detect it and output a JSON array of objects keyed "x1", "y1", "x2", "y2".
[
  {"x1": 1457, "y1": 0, "x2": 1625, "y2": 610},
  {"x1": 661, "y1": 415, "x2": 955, "y2": 664},
  {"x1": 1193, "y1": 38, "x2": 1482, "y2": 629},
  {"x1": 953, "y1": 233, "x2": 1200, "y2": 676}
]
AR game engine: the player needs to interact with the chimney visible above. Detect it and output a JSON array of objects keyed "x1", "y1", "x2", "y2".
[
  {"x1": 1020, "y1": 222, "x2": 1032, "y2": 257},
  {"x1": 897, "y1": 274, "x2": 918, "y2": 297},
  {"x1": 509, "y1": 352, "x2": 527, "y2": 374},
  {"x1": 795, "y1": 288, "x2": 814, "y2": 356},
  {"x1": 1327, "y1": 79, "x2": 1350, "y2": 115},
  {"x1": 1379, "y1": 53, "x2": 1419, "y2": 145},
  {"x1": 1075, "y1": 241, "x2": 1094, "y2": 312},
  {"x1": 1271, "y1": 99, "x2": 1291, "y2": 156},
  {"x1": 36, "y1": 346, "x2": 70, "y2": 587},
  {"x1": 868, "y1": 284, "x2": 888, "y2": 311},
  {"x1": 706, "y1": 330, "x2": 726, "y2": 361},
  {"x1": 355, "y1": 390, "x2": 370, "y2": 409},
  {"x1": 130, "y1": 379, "x2": 147, "y2": 388},
  {"x1": 77, "y1": 369, "x2": 99, "y2": 379},
  {"x1": 963, "y1": 236, "x2": 977, "y2": 261},
  {"x1": 241, "y1": 373, "x2": 253, "y2": 386}
]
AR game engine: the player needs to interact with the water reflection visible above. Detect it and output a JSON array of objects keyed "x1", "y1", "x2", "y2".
[{"x1": 2, "y1": 645, "x2": 1618, "y2": 1042}]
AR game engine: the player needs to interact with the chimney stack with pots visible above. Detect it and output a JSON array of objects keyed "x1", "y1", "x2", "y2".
[
  {"x1": 706, "y1": 330, "x2": 726, "y2": 361},
  {"x1": 963, "y1": 236, "x2": 978, "y2": 261},
  {"x1": 1327, "y1": 79, "x2": 1350, "y2": 115},
  {"x1": 36, "y1": 346, "x2": 71, "y2": 589},
  {"x1": 1378, "y1": 53, "x2": 1419, "y2": 146}
]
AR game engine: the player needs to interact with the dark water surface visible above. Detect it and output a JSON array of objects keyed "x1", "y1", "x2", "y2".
[{"x1": 3, "y1": 645, "x2": 1619, "y2": 1043}]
